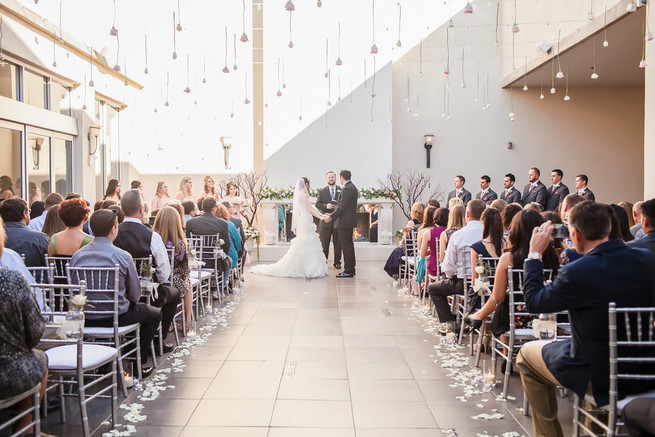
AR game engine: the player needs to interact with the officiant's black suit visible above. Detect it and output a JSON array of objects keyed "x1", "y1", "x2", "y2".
[
  {"x1": 316, "y1": 185, "x2": 342, "y2": 266},
  {"x1": 330, "y1": 180, "x2": 358, "y2": 275}
]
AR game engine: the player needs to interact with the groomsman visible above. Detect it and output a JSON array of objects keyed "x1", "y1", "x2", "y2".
[
  {"x1": 522, "y1": 167, "x2": 547, "y2": 208},
  {"x1": 446, "y1": 175, "x2": 472, "y2": 205},
  {"x1": 316, "y1": 171, "x2": 342, "y2": 268},
  {"x1": 575, "y1": 174, "x2": 596, "y2": 201},
  {"x1": 500, "y1": 173, "x2": 522, "y2": 204},
  {"x1": 475, "y1": 175, "x2": 498, "y2": 203},
  {"x1": 545, "y1": 169, "x2": 570, "y2": 212}
]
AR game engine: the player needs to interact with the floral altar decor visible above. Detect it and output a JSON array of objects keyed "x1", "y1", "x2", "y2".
[{"x1": 244, "y1": 226, "x2": 261, "y2": 260}]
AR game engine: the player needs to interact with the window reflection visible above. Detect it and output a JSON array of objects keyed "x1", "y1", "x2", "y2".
[
  {"x1": 51, "y1": 81, "x2": 71, "y2": 116},
  {"x1": 0, "y1": 61, "x2": 20, "y2": 100},
  {"x1": 24, "y1": 69, "x2": 46, "y2": 109},
  {"x1": 0, "y1": 126, "x2": 23, "y2": 200},
  {"x1": 27, "y1": 134, "x2": 51, "y2": 201},
  {"x1": 53, "y1": 138, "x2": 72, "y2": 196}
]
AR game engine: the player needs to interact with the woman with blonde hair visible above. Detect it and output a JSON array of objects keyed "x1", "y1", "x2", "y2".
[
  {"x1": 176, "y1": 176, "x2": 196, "y2": 203},
  {"x1": 153, "y1": 206, "x2": 192, "y2": 330},
  {"x1": 439, "y1": 204, "x2": 466, "y2": 263},
  {"x1": 198, "y1": 176, "x2": 220, "y2": 204},
  {"x1": 151, "y1": 181, "x2": 173, "y2": 210}
]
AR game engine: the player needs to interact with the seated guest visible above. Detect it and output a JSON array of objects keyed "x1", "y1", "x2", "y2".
[
  {"x1": 629, "y1": 198, "x2": 655, "y2": 255},
  {"x1": 403, "y1": 202, "x2": 425, "y2": 234},
  {"x1": 630, "y1": 201, "x2": 644, "y2": 239},
  {"x1": 221, "y1": 200, "x2": 246, "y2": 259},
  {"x1": 0, "y1": 198, "x2": 48, "y2": 267},
  {"x1": 524, "y1": 202, "x2": 544, "y2": 213},
  {"x1": 475, "y1": 175, "x2": 498, "y2": 203},
  {"x1": 182, "y1": 201, "x2": 197, "y2": 225},
  {"x1": 619, "y1": 201, "x2": 635, "y2": 229},
  {"x1": 48, "y1": 198, "x2": 92, "y2": 257},
  {"x1": 412, "y1": 205, "x2": 438, "y2": 295},
  {"x1": 151, "y1": 181, "x2": 173, "y2": 211},
  {"x1": 420, "y1": 207, "x2": 449, "y2": 277},
  {"x1": 383, "y1": 202, "x2": 426, "y2": 278},
  {"x1": 164, "y1": 201, "x2": 185, "y2": 226},
  {"x1": 428, "y1": 200, "x2": 485, "y2": 325},
  {"x1": 185, "y1": 196, "x2": 231, "y2": 267},
  {"x1": 575, "y1": 174, "x2": 595, "y2": 201},
  {"x1": 471, "y1": 208, "x2": 506, "y2": 278},
  {"x1": 41, "y1": 204, "x2": 66, "y2": 237},
  {"x1": 153, "y1": 206, "x2": 192, "y2": 332},
  {"x1": 71, "y1": 209, "x2": 161, "y2": 374},
  {"x1": 500, "y1": 173, "x2": 522, "y2": 204},
  {"x1": 448, "y1": 197, "x2": 464, "y2": 210},
  {"x1": 611, "y1": 204, "x2": 634, "y2": 242},
  {"x1": 0, "y1": 224, "x2": 48, "y2": 435},
  {"x1": 522, "y1": 167, "x2": 547, "y2": 208},
  {"x1": 545, "y1": 169, "x2": 569, "y2": 212},
  {"x1": 490, "y1": 198, "x2": 507, "y2": 213},
  {"x1": 516, "y1": 202, "x2": 655, "y2": 437},
  {"x1": 501, "y1": 203, "x2": 522, "y2": 237},
  {"x1": 467, "y1": 210, "x2": 560, "y2": 327},
  {"x1": 29, "y1": 201, "x2": 44, "y2": 221},
  {"x1": 215, "y1": 203, "x2": 242, "y2": 272},
  {"x1": 428, "y1": 199, "x2": 441, "y2": 208},
  {"x1": 28, "y1": 192, "x2": 63, "y2": 232},
  {"x1": 447, "y1": 175, "x2": 472, "y2": 205},
  {"x1": 107, "y1": 205, "x2": 124, "y2": 224},
  {"x1": 103, "y1": 178, "x2": 122, "y2": 202},
  {"x1": 101, "y1": 199, "x2": 117, "y2": 209},
  {"x1": 439, "y1": 205, "x2": 466, "y2": 264},
  {"x1": 541, "y1": 211, "x2": 567, "y2": 259},
  {"x1": 560, "y1": 193, "x2": 586, "y2": 223},
  {"x1": 113, "y1": 190, "x2": 179, "y2": 352}
]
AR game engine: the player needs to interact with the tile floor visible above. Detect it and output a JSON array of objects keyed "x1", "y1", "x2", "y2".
[{"x1": 41, "y1": 261, "x2": 577, "y2": 436}]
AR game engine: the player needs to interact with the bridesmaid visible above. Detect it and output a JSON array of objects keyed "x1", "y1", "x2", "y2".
[
  {"x1": 198, "y1": 176, "x2": 220, "y2": 204},
  {"x1": 103, "y1": 178, "x2": 121, "y2": 202},
  {"x1": 151, "y1": 181, "x2": 173, "y2": 210},
  {"x1": 176, "y1": 176, "x2": 197, "y2": 203}
]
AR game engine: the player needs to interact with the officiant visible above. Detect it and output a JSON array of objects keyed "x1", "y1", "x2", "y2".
[{"x1": 315, "y1": 171, "x2": 342, "y2": 269}]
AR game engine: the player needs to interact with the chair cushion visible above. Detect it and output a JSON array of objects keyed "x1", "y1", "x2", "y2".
[
  {"x1": 84, "y1": 323, "x2": 140, "y2": 337},
  {"x1": 190, "y1": 278, "x2": 200, "y2": 287},
  {"x1": 190, "y1": 270, "x2": 212, "y2": 280},
  {"x1": 46, "y1": 344, "x2": 117, "y2": 370}
]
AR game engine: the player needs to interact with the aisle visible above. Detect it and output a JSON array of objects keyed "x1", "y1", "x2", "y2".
[{"x1": 103, "y1": 262, "x2": 545, "y2": 437}]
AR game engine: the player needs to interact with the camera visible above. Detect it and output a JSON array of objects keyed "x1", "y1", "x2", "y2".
[{"x1": 551, "y1": 223, "x2": 569, "y2": 239}]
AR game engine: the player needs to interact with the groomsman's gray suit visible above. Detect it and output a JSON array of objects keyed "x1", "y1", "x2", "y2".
[
  {"x1": 447, "y1": 188, "x2": 472, "y2": 205},
  {"x1": 476, "y1": 189, "x2": 498, "y2": 203},
  {"x1": 522, "y1": 181, "x2": 547, "y2": 207},
  {"x1": 500, "y1": 187, "x2": 522, "y2": 204},
  {"x1": 579, "y1": 188, "x2": 596, "y2": 202},
  {"x1": 545, "y1": 183, "x2": 570, "y2": 212}
]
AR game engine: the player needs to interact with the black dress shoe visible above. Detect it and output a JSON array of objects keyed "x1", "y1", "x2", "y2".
[
  {"x1": 141, "y1": 366, "x2": 154, "y2": 378},
  {"x1": 336, "y1": 272, "x2": 354, "y2": 278},
  {"x1": 464, "y1": 317, "x2": 483, "y2": 330},
  {"x1": 162, "y1": 342, "x2": 175, "y2": 353},
  {"x1": 333, "y1": 263, "x2": 342, "y2": 269}
]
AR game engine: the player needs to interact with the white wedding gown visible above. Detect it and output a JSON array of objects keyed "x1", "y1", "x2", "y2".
[{"x1": 250, "y1": 185, "x2": 328, "y2": 279}]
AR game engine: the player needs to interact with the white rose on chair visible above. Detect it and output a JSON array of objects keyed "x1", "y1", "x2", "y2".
[
  {"x1": 474, "y1": 266, "x2": 485, "y2": 275},
  {"x1": 71, "y1": 294, "x2": 87, "y2": 307}
]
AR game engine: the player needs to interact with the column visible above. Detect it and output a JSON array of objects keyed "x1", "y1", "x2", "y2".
[
  {"x1": 377, "y1": 201, "x2": 394, "y2": 245},
  {"x1": 261, "y1": 201, "x2": 279, "y2": 245}
]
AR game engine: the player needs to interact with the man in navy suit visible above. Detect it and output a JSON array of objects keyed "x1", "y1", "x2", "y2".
[
  {"x1": 315, "y1": 171, "x2": 342, "y2": 268},
  {"x1": 545, "y1": 169, "x2": 570, "y2": 212},
  {"x1": 575, "y1": 174, "x2": 596, "y2": 201},
  {"x1": 326, "y1": 170, "x2": 358, "y2": 277},
  {"x1": 475, "y1": 175, "x2": 498, "y2": 203},
  {"x1": 516, "y1": 202, "x2": 655, "y2": 437},
  {"x1": 499, "y1": 173, "x2": 522, "y2": 204},
  {"x1": 446, "y1": 175, "x2": 472, "y2": 205},
  {"x1": 522, "y1": 167, "x2": 548, "y2": 208}
]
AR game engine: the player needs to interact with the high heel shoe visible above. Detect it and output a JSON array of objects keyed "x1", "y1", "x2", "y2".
[{"x1": 464, "y1": 316, "x2": 483, "y2": 330}]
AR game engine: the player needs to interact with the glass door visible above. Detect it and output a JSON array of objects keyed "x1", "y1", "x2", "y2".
[
  {"x1": 53, "y1": 136, "x2": 74, "y2": 196},
  {"x1": 25, "y1": 128, "x2": 52, "y2": 204},
  {"x1": 0, "y1": 120, "x2": 24, "y2": 201}
]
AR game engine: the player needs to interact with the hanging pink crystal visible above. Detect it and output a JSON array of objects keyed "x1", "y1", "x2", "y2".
[
  {"x1": 282, "y1": 83, "x2": 286, "y2": 89},
  {"x1": 165, "y1": 101, "x2": 170, "y2": 106},
  {"x1": 82, "y1": 104, "x2": 87, "y2": 110},
  {"x1": 154, "y1": 108, "x2": 158, "y2": 112},
  {"x1": 276, "y1": 90, "x2": 282, "y2": 97},
  {"x1": 88, "y1": 80, "x2": 94, "y2": 87},
  {"x1": 336, "y1": 58, "x2": 342, "y2": 66},
  {"x1": 461, "y1": 82, "x2": 467, "y2": 88},
  {"x1": 230, "y1": 112, "x2": 235, "y2": 118},
  {"x1": 464, "y1": 2, "x2": 473, "y2": 13},
  {"x1": 647, "y1": 33, "x2": 654, "y2": 41},
  {"x1": 110, "y1": 27, "x2": 118, "y2": 37},
  {"x1": 0, "y1": 53, "x2": 4, "y2": 61},
  {"x1": 233, "y1": 64, "x2": 238, "y2": 71},
  {"x1": 556, "y1": 71, "x2": 564, "y2": 79},
  {"x1": 444, "y1": 67, "x2": 450, "y2": 75},
  {"x1": 203, "y1": 77, "x2": 207, "y2": 83},
  {"x1": 396, "y1": 40, "x2": 402, "y2": 47},
  {"x1": 113, "y1": 64, "x2": 121, "y2": 72},
  {"x1": 244, "y1": 97, "x2": 250, "y2": 104},
  {"x1": 222, "y1": 66, "x2": 230, "y2": 73},
  {"x1": 184, "y1": 87, "x2": 191, "y2": 93},
  {"x1": 176, "y1": 24, "x2": 183, "y2": 31},
  {"x1": 370, "y1": 44, "x2": 378, "y2": 54},
  {"x1": 299, "y1": 115, "x2": 303, "y2": 120},
  {"x1": 285, "y1": 1, "x2": 295, "y2": 11},
  {"x1": 317, "y1": 0, "x2": 322, "y2": 6},
  {"x1": 144, "y1": 68, "x2": 149, "y2": 74},
  {"x1": 240, "y1": 33, "x2": 249, "y2": 42},
  {"x1": 639, "y1": 59, "x2": 648, "y2": 68},
  {"x1": 371, "y1": 93, "x2": 376, "y2": 98},
  {"x1": 172, "y1": 52, "x2": 178, "y2": 59},
  {"x1": 52, "y1": 61, "x2": 57, "y2": 68},
  {"x1": 512, "y1": 23, "x2": 520, "y2": 33},
  {"x1": 288, "y1": 41, "x2": 294, "y2": 48}
]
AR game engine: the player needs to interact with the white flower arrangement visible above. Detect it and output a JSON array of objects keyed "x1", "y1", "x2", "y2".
[{"x1": 71, "y1": 294, "x2": 88, "y2": 307}]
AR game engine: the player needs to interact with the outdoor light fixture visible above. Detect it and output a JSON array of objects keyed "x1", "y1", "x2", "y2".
[
  {"x1": 88, "y1": 125, "x2": 101, "y2": 166},
  {"x1": 31, "y1": 137, "x2": 43, "y2": 170},
  {"x1": 424, "y1": 134, "x2": 434, "y2": 168}
]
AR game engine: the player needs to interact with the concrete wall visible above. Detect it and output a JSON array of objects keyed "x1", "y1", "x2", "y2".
[
  {"x1": 392, "y1": 1, "x2": 645, "y2": 225},
  {"x1": 264, "y1": 63, "x2": 393, "y2": 191}
]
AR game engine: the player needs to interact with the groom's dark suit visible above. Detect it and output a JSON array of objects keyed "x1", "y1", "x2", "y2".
[
  {"x1": 316, "y1": 185, "x2": 342, "y2": 265},
  {"x1": 330, "y1": 180, "x2": 358, "y2": 275}
]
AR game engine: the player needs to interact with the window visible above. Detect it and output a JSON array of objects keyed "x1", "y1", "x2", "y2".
[
  {"x1": 51, "y1": 81, "x2": 71, "y2": 116},
  {"x1": 0, "y1": 61, "x2": 20, "y2": 100},
  {"x1": 0, "y1": 126, "x2": 23, "y2": 200},
  {"x1": 26, "y1": 133, "x2": 51, "y2": 202},
  {"x1": 53, "y1": 138, "x2": 72, "y2": 196},
  {"x1": 23, "y1": 69, "x2": 47, "y2": 109}
]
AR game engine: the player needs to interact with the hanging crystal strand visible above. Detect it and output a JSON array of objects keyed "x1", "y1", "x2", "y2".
[
  {"x1": 165, "y1": 71, "x2": 170, "y2": 106},
  {"x1": 282, "y1": 60, "x2": 286, "y2": 88},
  {"x1": 396, "y1": 4, "x2": 402, "y2": 47},
  {"x1": 288, "y1": 11, "x2": 294, "y2": 48},
  {"x1": 512, "y1": 0, "x2": 520, "y2": 32},
  {"x1": 460, "y1": 47, "x2": 466, "y2": 88},
  {"x1": 110, "y1": 0, "x2": 118, "y2": 36},
  {"x1": 277, "y1": 58, "x2": 282, "y2": 96},
  {"x1": 494, "y1": 1, "x2": 500, "y2": 47},
  {"x1": 338, "y1": 74, "x2": 341, "y2": 101},
  {"x1": 556, "y1": 30, "x2": 564, "y2": 78},
  {"x1": 405, "y1": 75, "x2": 410, "y2": 112},
  {"x1": 370, "y1": 0, "x2": 378, "y2": 54},
  {"x1": 640, "y1": 21, "x2": 648, "y2": 68},
  {"x1": 486, "y1": 73, "x2": 490, "y2": 108},
  {"x1": 176, "y1": 0, "x2": 183, "y2": 31},
  {"x1": 550, "y1": 57, "x2": 556, "y2": 93},
  {"x1": 144, "y1": 34, "x2": 149, "y2": 74},
  {"x1": 603, "y1": 5, "x2": 609, "y2": 46},
  {"x1": 363, "y1": 59, "x2": 367, "y2": 87},
  {"x1": 564, "y1": 67, "x2": 571, "y2": 100},
  {"x1": 646, "y1": 0, "x2": 653, "y2": 41},
  {"x1": 82, "y1": 74, "x2": 88, "y2": 110},
  {"x1": 540, "y1": 70, "x2": 545, "y2": 99},
  {"x1": 244, "y1": 70, "x2": 250, "y2": 104},
  {"x1": 444, "y1": 29, "x2": 450, "y2": 74},
  {"x1": 324, "y1": 99, "x2": 328, "y2": 128},
  {"x1": 172, "y1": 12, "x2": 177, "y2": 59},
  {"x1": 0, "y1": 15, "x2": 5, "y2": 62},
  {"x1": 233, "y1": 34, "x2": 238, "y2": 70},
  {"x1": 336, "y1": 22, "x2": 343, "y2": 65},
  {"x1": 52, "y1": 35, "x2": 57, "y2": 67},
  {"x1": 113, "y1": 36, "x2": 121, "y2": 72},
  {"x1": 184, "y1": 55, "x2": 191, "y2": 93},
  {"x1": 203, "y1": 54, "x2": 207, "y2": 83},
  {"x1": 327, "y1": 69, "x2": 331, "y2": 105},
  {"x1": 123, "y1": 56, "x2": 128, "y2": 86},
  {"x1": 475, "y1": 73, "x2": 480, "y2": 102},
  {"x1": 88, "y1": 47, "x2": 94, "y2": 86},
  {"x1": 298, "y1": 100, "x2": 302, "y2": 121},
  {"x1": 509, "y1": 87, "x2": 515, "y2": 120},
  {"x1": 58, "y1": 0, "x2": 64, "y2": 43},
  {"x1": 325, "y1": 39, "x2": 329, "y2": 77},
  {"x1": 419, "y1": 38, "x2": 423, "y2": 77},
  {"x1": 222, "y1": 26, "x2": 230, "y2": 73},
  {"x1": 522, "y1": 56, "x2": 528, "y2": 90},
  {"x1": 371, "y1": 56, "x2": 376, "y2": 98},
  {"x1": 241, "y1": 0, "x2": 249, "y2": 42},
  {"x1": 591, "y1": 39, "x2": 599, "y2": 79}
]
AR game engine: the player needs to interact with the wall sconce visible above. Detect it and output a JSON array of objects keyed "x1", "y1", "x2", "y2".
[
  {"x1": 31, "y1": 137, "x2": 43, "y2": 170},
  {"x1": 424, "y1": 134, "x2": 434, "y2": 168},
  {"x1": 88, "y1": 125, "x2": 101, "y2": 166}
]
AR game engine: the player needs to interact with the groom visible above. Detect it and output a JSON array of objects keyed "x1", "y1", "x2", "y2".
[{"x1": 324, "y1": 170, "x2": 358, "y2": 278}]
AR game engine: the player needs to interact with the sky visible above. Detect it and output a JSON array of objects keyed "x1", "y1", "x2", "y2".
[{"x1": 19, "y1": 0, "x2": 467, "y2": 174}]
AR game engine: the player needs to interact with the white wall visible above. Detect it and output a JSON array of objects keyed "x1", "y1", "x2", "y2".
[{"x1": 264, "y1": 62, "x2": 393, "y2": 191}]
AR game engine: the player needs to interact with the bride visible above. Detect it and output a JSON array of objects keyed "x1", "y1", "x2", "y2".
[{"x1": 250, "y1": 177, "x2": 328, "y2": 279}]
